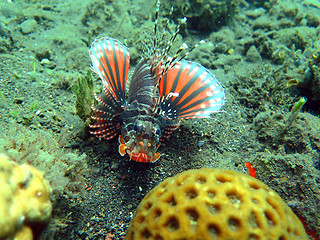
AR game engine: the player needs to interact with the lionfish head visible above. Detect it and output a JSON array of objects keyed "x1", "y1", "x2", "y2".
[{"x1": 118, "y1": 120, "x2": 161, "y2": 163}]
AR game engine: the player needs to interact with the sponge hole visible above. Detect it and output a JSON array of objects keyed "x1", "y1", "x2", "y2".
[
  {"x1": 248, "y1": 211, "x2": 262, "y2": 228},
  {"x1": 164, "y1": 216, "x2": 179, "y2": 231},
  {"x1": 144, "y1": 201, "x2": 152, "y2": 210},
  {"x1": 153, "y1": 208, "x2": 162, "y2": 221},
  {"x1": 140, "y1": 228, "x2": 152, "y2": 238},
  {"x1": 186, "y1": 208, "x2": 199, "y2": 232},
  {"x1": 207, "y1": 189, "x2": 215, "y2": 198},
  {"x1": 154, "y1": 235, "x2": 164, "y2": 240},
  {"x1": 248, "y1": 181, "x2": 261, "y2": 190},
  {"x1": 155, "y1": 189, "x2": 165, "y2": 198},
  {"x1": 175, "y1": 175, "x2": 189, "y2": 186},
  {"x1": 185, "y1": 187, "x2": 198, "y2": 199},
  {"x1": 279, "y1": 234, "x2": 288, "y2": 240},
  {"x1": 226, "y1": 190, "x2": 242, "y2": 207},
  {"x1": 228, "y1": 217, "x2": 241, "y2": 231},
  {"x1": 264, "y1": 210, "x2": 278, "y2": 226},
  {"x1": 248, "y1": 233, "x2": 261, "y2": 240},
  {"x1": 266, "y1": 197, "x2": 283, "y2": 220},
  {"x1": 206, "y1": 203, "x2": 221, "y2": 215},
  {"x1": 164, "y1": 194, "x2": 177, "y2": 206},
  {"x1": 195, "y1": 174, "x2": 207, "y2": 184},
  {"x1": 186, "y1": 208, "x2": 199, "y2": 222},
  {"x1": 160, "y1": 182, "x2": 168, "y2": 189},
  {"x1": 207, "y1": 223, "x2": 220, "y2": 239},
  {"x1": 215, "y1": 174, "x2": 232, "y2": 184},
  {"x1": 136, "y1": 215, "x2": 145, "y2": 224}
]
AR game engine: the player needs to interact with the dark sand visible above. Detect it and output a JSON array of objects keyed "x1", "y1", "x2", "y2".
[{"x1": 0, "y1": 0, "x2": 319, "y2": 239}]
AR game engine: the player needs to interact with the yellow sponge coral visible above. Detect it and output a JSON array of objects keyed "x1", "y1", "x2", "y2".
[
  {"x1": 0, "y1": 179, "x2": 23, "y2": 238},
  {"x1": 126, "y1": 168, "x2": 308, "y2": 240},
  {"x1": 0, "y1": 154, "x2": 24, "y2": 239},
  {"x1": 0, "y1": 153, "x2": 52, "y2": 240},
  {"x1": 13, "y1": 163, "x2": 52, "y2": 224}
]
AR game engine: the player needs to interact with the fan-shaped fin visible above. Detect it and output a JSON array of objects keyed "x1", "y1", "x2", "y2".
[
  {"x1": 159, "y1": 60, "x2": 225, "y2": 119},
  {"x1": 160, "y1": 120, "x2": 181, "y2": 142},
  {"x1": 89, "y1": 37, "x2": 129, "y2": 105},
  {"x1": 90, "y1": 113, "x2": 121, "y2": 140},
  {"x1": 90, "y1": 91, "x2": 123, "y2": 140}
]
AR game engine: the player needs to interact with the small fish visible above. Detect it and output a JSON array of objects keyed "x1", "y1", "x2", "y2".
[{"x1": 89, "y1": 0, "x2": 225, "y2": 163}]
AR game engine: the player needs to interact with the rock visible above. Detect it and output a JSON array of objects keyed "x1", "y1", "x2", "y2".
[
  {"x1": 214, "y1": 42, "x2": 228, "y2": 53},
  {"x1": 0, "y1": 22, "x2": 9, "y2": 36},
  {"x1": 20, "y1": 19, "x2": 37, "y2": 34},
  {"x1": 252, "y1": 15, "x2": 273, "y2": 30},
  {"x1": 306, "y1": 13, "x2": 320, "y2": 27},
  {"x1": 303, "y1": 0, "x2": 320, "y2": 9},
  {"x1": 244, "y1": 8, "x2": 266, "y2": 19},
  {"x1": 246, "y1": 45, "x2": 262, "y2": 62}
]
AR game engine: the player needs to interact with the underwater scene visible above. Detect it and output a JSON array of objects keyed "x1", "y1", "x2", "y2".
[{"x1": 0, "y1": 0, "x2": 319, "y2": 239}]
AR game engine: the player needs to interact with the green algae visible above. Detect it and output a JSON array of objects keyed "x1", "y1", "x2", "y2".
[{"x1": 74, "y1": 70, "x2": 94, "y2": 127}]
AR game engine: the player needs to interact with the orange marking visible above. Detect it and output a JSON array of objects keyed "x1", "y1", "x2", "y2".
[
  {"x1": 175, "y1": 67, "x2": 202, "y2": 105},
  {"x1": 118, "y1": 135, "x2": 124, "y2": 144},
  {"x1": 112, "y1": 41, "x2": 120, "y2": 92},
  {"x1": 115, "y1": 43, "x2": 128, "y2": 92},
  {"x1": 94, "y1": 42, "x2": 117, "y2": 99},
  {"x1": 139, "y1": 141, "x2": 144, "y2": 147},
  {"x1": 152, "y1": 152, "x2": 161, "y2": 162},
  {"x1": 118, "y1": 144, "x2": 126, "y2": 156},
  {"x1": 176, "y1": 72, "x2": 209, "y2": 108},
  {"x1": 245, "y1": 162, "x2": 256, "y2": 178},
  {"x1": 105, "y1": 41, "x2": 118, "y2": 97},
  {"x1": 159, "y1": 61, "x2": 217, "y2": 118}
]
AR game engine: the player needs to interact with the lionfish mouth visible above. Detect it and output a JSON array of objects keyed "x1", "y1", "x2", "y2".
[
  {"x1": 125, "y1": 149, "x2": 160, "y2": 163},
  {"x1": 118, "y1": 136, "x2": 160, "y2": 163}
]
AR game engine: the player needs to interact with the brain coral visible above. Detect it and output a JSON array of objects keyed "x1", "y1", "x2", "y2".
[{"x1": 125, "y1": 168, "x2": 308, "y2": 240}]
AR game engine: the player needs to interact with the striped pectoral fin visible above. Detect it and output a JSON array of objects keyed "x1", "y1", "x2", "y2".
[
  {"x1": 89, "y1": 37, "x2": 129, "y2": 104},
  {"x1": 160, "y1": 120, "x2": 181, "y2": 141},
  {"x1": 90, "y1": 120, "x2": 121, "y2": 140},
  {"x1": 159, "y1": 59, "x2": 225, "y2": 119},
  {"x1": 90, "y1": 90, "x2": 123, "y2": 140}
]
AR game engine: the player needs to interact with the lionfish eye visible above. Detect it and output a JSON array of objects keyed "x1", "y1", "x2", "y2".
[
  {"x1": 133, "y1": 124, "x2": 138, "y2": 131},
  {"x1": 124, "y1": 136, "x2": 130, "y2": 143},
  {"x1": 156, "y1": 129, "x2": 161, "y2": 135}
]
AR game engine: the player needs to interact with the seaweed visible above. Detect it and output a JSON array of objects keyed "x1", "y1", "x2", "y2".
[
  {"x1": 74, "y1": 70, "x2": 94, "y2": 127},
  {"x1": 0, "y1": 125, "x2": 88, "y2": 201}
]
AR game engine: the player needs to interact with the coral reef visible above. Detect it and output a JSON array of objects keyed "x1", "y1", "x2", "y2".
[
  {"x1": 125, "y1": 168, "x2": 308, "y2": 240},
  {"x1": 0, "y1": 153, "x2": 52, "y2": 240}
]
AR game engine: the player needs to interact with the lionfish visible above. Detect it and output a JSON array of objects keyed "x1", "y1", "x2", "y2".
[{"x1": 89, "y1": 0, "x2": 225, "y2": 163}]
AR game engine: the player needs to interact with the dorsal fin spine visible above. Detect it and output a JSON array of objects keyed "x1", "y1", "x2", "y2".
[
  {"x1": 152, "y1": 0, "x2": 161, "y2": 71},
  {"x1": 162, "y1": 39, "x2": 206, "y2": 77}
]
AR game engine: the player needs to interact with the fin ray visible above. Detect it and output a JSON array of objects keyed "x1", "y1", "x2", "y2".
[
  {"x1": 159, "y1": 60, "x2": 225, "y2": 119},
  {"x1": 89, "y1": 37, "x2": 129, "y2": 104}
]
